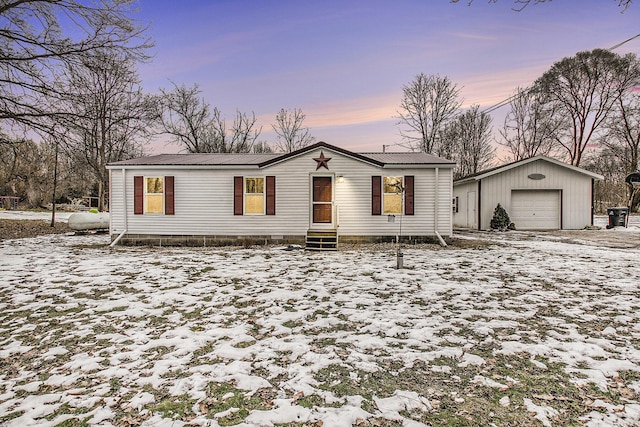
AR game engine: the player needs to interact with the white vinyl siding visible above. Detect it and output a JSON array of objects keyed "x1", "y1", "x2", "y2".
[
  {"x1": 452, "y1": 181, "x2": 477, "y2": 229},
  {"x1": 454, "y1": 158, "x2": 596, "y2": 231},
  {"x1": 108, "y1": 148, "x2": 454, "y2": 238}
]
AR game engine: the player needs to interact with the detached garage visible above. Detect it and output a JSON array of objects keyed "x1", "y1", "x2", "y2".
[{"x1": 453, "y1": 156, "x2": 603, "y2": 231}]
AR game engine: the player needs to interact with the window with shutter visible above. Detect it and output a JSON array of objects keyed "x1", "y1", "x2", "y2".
[
  {"x1": 134, "y1": 176, "x2": 174, "y2": 215},
  {"x1": 373, "y1": 175, "x2": 414, "y2": 216},
  {"x1": 145, "y1": 177, "x2": 164, "y2": 214},
  {"x1": 383, "y1": 176, "x2": 403, "y2": 215}
]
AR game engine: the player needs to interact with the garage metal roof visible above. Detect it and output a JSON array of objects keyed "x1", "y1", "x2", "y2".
[{"x1": 454, "y1": 155, "x2": 604, "y2": 184}]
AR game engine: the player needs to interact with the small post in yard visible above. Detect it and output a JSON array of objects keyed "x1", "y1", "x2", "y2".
[
  {"x1": 50, "y1": 136, "x2": 59, "y2": 227},
  {"x1": 396, "y1": 213, "x2": 404, "y2": 269},
  {"x1": 388, "y1": 214, "x2": 403, "y2": 269}
]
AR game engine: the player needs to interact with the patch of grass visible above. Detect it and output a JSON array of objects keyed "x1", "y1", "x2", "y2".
[
  {"x1": 150, "y1": 393, "x2": 196, "y2": 421},
  {"x1": 234, "y1": 340, "x2": 256, "y2": 349},
  {"x1": 109, "y1": 378, "x2": 121, "y2": 394},
  {"x1": 282, "y1": 320, "x2": 303, "y2": 329},
  {"x1": 201, "y1": 382, "x2": 270, "y2": 425},
  {"x1": 0, "y1": 411, "x2": 24, "y2": 423},
  {"x1": 53, "y1": 416, "x2": 90, "y2": 427},
  {"x1": 192, "y1": 342, "x2": 219, "y2": 361},
  {"x1": 45, "y1": 398, "x2": 95, "y2": 426},
  {"x1": 315, "y1": 365, "x2": 399, "y2": 400}
]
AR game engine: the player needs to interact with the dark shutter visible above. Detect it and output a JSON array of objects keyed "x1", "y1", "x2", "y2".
[
  {"x1": 134, "y1": 176, "x2": 144, "y2": 215},
  {"x1": 165, "y1": 176, "x2": 175, "y2": 215},
  {"x1": 266, "y1": 176, "x2": 276, "y2": 215},
  {"x1": 372, "y1": 176, "x2": 381, "y2": 215},
  {"x1": 404, "y1": 176, "x2": 414, "y2": 215},
  {"x1": 234, "y1": 176, "x2": 243, "y2": 215}
]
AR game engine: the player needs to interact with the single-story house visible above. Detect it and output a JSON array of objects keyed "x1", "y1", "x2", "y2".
[
  {"x1": 107, "y1": 142, "x2": 455, "y2": 248},
  {"x1": 453, "y1": 155, "x2": 604, "y2": 231}
]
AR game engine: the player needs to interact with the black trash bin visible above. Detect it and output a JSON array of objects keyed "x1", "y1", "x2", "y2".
[{"x1": 606, "y1": 207, "x2": 628, "y2": 229}]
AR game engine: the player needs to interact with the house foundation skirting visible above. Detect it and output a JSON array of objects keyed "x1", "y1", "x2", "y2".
[{"x1": 112, "y1": 234, "x2": 443, "y2": 247}]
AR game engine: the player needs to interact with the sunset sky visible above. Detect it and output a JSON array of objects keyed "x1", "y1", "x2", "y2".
[{"x1": 135, "y1": 0, "x2": 640, "y2": 158}]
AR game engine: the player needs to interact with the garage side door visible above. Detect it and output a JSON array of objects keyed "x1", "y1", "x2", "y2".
[{"x1": 511, "y1": 190, "x2": 560, "y2": 230}]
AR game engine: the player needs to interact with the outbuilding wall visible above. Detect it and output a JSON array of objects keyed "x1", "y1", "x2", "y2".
[
  {"x1": 453, "y1": 159, "x2": 595, "y2": 231},
  {"x1": 480, "y1": 160, "x2": 593, "y2": 230},
  {"x1": 452, "y1": 181, "x2": 478, "y2": 229}
]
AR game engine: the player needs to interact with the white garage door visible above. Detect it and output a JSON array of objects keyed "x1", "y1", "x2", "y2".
[{"x1": 511, "y1": 190, "x2": 560, "y2": 230}]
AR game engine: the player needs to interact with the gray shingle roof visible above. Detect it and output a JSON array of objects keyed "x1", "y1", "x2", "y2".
[
  {"x1": 361, "y1": 152, "x2": 453, "y2": 165},
  {"x1": 107, "y1": 142, "x2": 454, "y2": 168},
  {"x1": 110, "y1": 153, "x2": 280, "y2": 166}
]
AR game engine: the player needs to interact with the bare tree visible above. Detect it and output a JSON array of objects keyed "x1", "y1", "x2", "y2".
[
  {"x1": 397, "y1": 73, "x2": 462, "y2": 154},
  {"x1": 0, "y1": 0, "x2": 152, "y2": 134},
  {"x1": 156, "y1": 83, "x2": 261, "y2": 153},
  {"x1": 156, "y1": 83, "x2": 215, "y2": 153},
  {"x1": 228, "y1": 110, "x2": 262, "y2": 153},
  {"x1": 252, "y1": 141, "x2": 274, "y2": 153},
  {"x1": 602, "y1": 85, "x2": 640, "y2": 174},
  {"x1": 600, "y1": 80, "x2": 640, "y2": 212},
  {"x1": 0, "y1": 138, "x2": 55, "y2": 208},
  {"x1": 583, "y1": 148, "x2": 629, "y2": 213},
  {"x1": 59, "y1": 50, "x2": 152, "y2": 211},
  {"x1": 498, "y1": 86, "x2": 561, "y2": 161},
  {"x1": 272, "y1": 108, "x2": 315, "y2": 153},
  {"x1": 440, "y1": 105, "x2": 495, "y2": 179},
  {"x1": 450, "y1": 0, "x2": 632, "y2": 12},
  {"x1": 534, "y1": 49, "x2": 640, "y2": 166}
]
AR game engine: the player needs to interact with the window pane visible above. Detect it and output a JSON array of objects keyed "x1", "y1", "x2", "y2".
[
  {"x1": 245, "y1": 178, "x2": 264, "y2": 194},
  {"x1": 245, "y1": 195, "x2": 264, "y2": 214},
  {"x1": 384, "y1": 194, "x2": 402, "y2": 214},
  {"x1": 313, "y1": 177, "x2": 332, "y2": 202},
  {"x1": 146, "y1": 194, "x2": 163, "y2": 213},
  {"x1": 384, "y1": 176, "x2": 402, "y2": 194},
  {"x1": 146, "y1": 177, "x2": 163, "y2": 194}
]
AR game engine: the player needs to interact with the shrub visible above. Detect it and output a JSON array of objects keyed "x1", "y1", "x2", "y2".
[{"x1": 490, "y1": 203, "x2": 512, "y2": 230}]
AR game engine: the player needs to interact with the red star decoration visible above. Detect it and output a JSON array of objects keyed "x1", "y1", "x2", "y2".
[{"x1": 313, "y1": 151, "x2": 331, "y2": 170}]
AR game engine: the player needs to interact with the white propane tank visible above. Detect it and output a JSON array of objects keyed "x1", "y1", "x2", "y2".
[{"x1": 68, "y1": 211, "x2": 109, "y2": 231}]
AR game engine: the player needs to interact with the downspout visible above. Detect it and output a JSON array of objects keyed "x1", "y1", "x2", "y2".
[
  {"x1": 477, "y1": 179, "x2": 482, "y2": 231},
  {"x1": 110, "y1": 168, "x2": 127, "y2": 247},
  {"x1": 434, "y1": 167, "x2": 438, "y2": 235},
  {"x1": 591, "y1": 178, "x2": 595, "y2": 226},
  {"x1": 433, "y1": 167, "x2": 447, "y2": 247}
]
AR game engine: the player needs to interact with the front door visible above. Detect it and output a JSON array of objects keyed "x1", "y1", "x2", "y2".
[{"x1": 312, "y1": 176, "x2": 333, "y2": 227}]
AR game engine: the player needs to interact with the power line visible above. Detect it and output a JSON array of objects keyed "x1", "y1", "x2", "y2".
[
  {"x1": 481, "y1": 32, "x2": 640, "y2": 115},
  {"x1": 608, "y1": 32, "x2": 640, "y2": 51}
]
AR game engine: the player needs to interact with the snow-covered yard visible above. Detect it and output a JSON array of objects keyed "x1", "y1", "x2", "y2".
[{"x1": 1, "y1": 214, "x2": 640, "y2": 426}]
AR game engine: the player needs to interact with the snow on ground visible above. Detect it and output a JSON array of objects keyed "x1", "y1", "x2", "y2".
[
  {"x1": 0, "y1": 210, "x2": 73, "y2": 222},
  {"x1": 0, "y1": 216, "x2": 640, "y2": 426}
]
